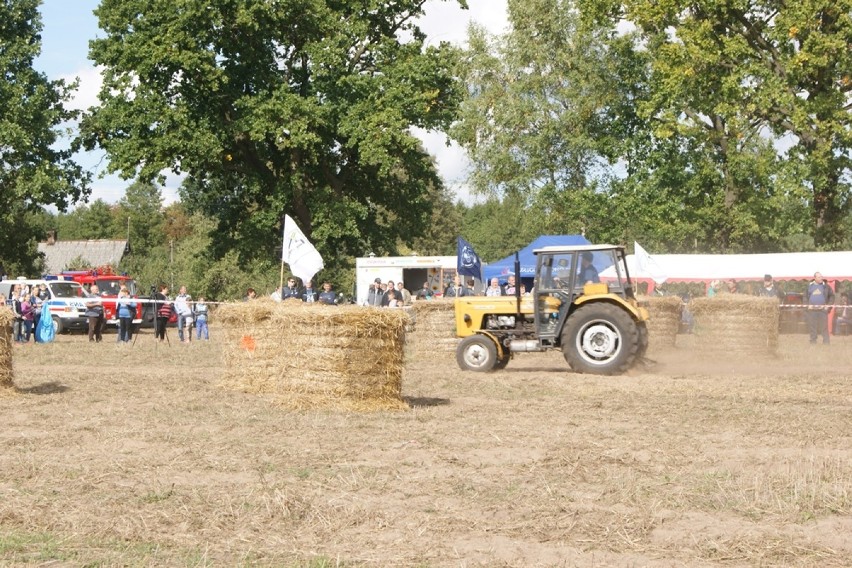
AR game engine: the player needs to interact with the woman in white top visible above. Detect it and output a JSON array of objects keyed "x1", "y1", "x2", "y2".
[{"x1": 485, "y1": 277, "x2": 503, "y2": 297}]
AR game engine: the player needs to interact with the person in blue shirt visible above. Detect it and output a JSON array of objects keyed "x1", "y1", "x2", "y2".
[
  {"x1": 579, "y1": 252, "x2": 600, "y2": 284},
  {"x1": 116, "y1": 287, "x2": 137, "y2": 343},
  {"x1": 281, "y1": 278, "x2": 301, "y2": 300},
  {"x1": 193, "y1": 296, "x2": 210, "y2": 340},
  {"x1": 302, "y1": 280, "x2": 318, "y2": 303},
  {"x1": 318, "y1": 282, "x2": 337, "y2": 305},
  {"x1": 806, "y1": 271, "x2": 834, "y2": 344}
]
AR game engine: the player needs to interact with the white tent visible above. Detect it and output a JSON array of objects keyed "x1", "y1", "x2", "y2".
[{"x1": 600, "y1": 250, "x2": 852, "y2": 285}]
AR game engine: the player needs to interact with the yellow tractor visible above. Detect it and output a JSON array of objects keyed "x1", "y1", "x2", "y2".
[{"x1": 454, "y1": 244, "x2": 649, "y2": 375}]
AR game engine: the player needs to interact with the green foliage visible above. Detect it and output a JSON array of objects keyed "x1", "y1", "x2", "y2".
[
  {"x1": 578, "y1": 0, "x2": 852, "y2": 248},
  {"x1": 119, "y1": 182, "x2": 165, "y2": 256},
  {"x1": 0, "y1": 0, "x2": 89, "y2": 275},
  {"x1": 0, "y1": 206, "x2": 46, "y2": 277},
  {"x1": 459, "y1": 196, "x2": 542, "y2": 262},
  {"x1": 42, "y1": 199, "x2": 125, "y2": 241},
  {"x1": 408, "y1": 182, "x2": 464, "y2": 256},
  {"x1": 452, "y1": 2, "x2": 611, "y2": 200},
  {"x1": 455, "y1": 0, "x2": 848, "y2": 252},
  {"x1": 41, "y1": 182, "x2": 297, "y2": 301},
  {"x1": 82, "y1": 0, "x2": 465, "y2": 277},
  {"x1": 192, "y1": 251, "x2": 279, "y2": 302}
]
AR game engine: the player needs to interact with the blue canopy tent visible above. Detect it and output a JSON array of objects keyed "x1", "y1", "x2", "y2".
[{"x1": 482, "y1": 235, "x2": 595, "y2": 283}]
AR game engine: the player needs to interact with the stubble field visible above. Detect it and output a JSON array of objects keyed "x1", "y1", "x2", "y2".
[{"x1": 1, "y1": 329, "x2": 851, "y2": 567}]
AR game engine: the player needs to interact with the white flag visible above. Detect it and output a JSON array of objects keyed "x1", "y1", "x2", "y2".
[
  {"x1": 282, "y1": 215, "x2": 324, "y2": 283},
  {"x1": 634, "y1": 241, "x2": 667, "y2": 285}
]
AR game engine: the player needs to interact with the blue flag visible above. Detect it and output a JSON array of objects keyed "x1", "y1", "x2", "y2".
[{"x1": 457, "y1": 237, "x2": 482, "y2": 280}]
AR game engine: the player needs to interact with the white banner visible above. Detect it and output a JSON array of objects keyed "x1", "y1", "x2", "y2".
[{"x1": 282, "y1": 215, "x2": 324, "y2": 283}]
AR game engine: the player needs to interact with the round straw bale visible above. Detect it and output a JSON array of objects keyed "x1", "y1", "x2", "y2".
[
  {"x1": 642, "y1": 296, "x2": 682, "y2": 349},
  {"x1": 688, "y1": 295, "x2": 779, "y2": 355},
  {"x1": 0, "y1": 308, "x2": 14, "y2": 392},
  {"x1": 217, "y1": 301, "x2": 409, "y2": 411}
]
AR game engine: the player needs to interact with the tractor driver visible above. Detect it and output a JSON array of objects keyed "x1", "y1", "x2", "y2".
[
  {"x1": 579, "y1": 252, "x2": 600, "y2": 284},
  {"x1": 552, "y1": 257, "x2": 573, "y2": 288}
]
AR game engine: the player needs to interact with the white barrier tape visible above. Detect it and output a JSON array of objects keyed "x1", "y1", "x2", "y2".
[
  {"x1": 91, "y1": 298, "x2": 343, "y2": 306},
  {"x1": 778, "y1": 304, "x2": 844, "y2": 309},
  {"x1": 88, "y1": 298, "x2": 234, "y2": 306}
]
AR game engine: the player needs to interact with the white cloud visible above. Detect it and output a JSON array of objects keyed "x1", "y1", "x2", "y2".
[
  {"x1": 61, "y1": 65, "x2": 102, "y2": 112},
  {"x1": 419, "y1": 0, "x2": 509, "y2": 46}
]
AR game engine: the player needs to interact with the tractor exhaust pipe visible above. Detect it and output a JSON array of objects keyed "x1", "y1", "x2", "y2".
[
  {"x1": 514, "y1": 252, "x2": 522, "y2": 328},
  {"x1": 509, "y1": 339, "x2": 545, "y2": 352}
]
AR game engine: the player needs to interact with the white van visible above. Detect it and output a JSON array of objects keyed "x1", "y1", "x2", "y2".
[{"x1": 0, "y1": 278, "x2": 92, "y2": 333}]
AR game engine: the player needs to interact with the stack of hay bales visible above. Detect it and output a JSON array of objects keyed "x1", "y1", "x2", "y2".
[
  {"x1": 0, "y1": 308, "x2": 14, "y2": 392},
  {"x1": 642, "y1": 296, "x2": 683, "y2": 350},
  {"x1": 407, "y1": 300, "x2": 457, "y2": 361},
  {"x1": 216, "y1": 301, "x2": 409, "y2": 411},
  {"x1": 688, "y1": 295, "x2": 780, "y2": 356}
]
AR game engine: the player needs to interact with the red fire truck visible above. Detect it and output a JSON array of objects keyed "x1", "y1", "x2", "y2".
[{"x1": 54, "y1": 267, "x2": 144, "y2": 326}]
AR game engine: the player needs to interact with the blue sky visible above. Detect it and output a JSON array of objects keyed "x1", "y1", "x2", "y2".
[
  {"x1": 34, "y1": 0, "x2": 508, "y2": 208},
  {"x1": 37, "y1": 1, "x2": 98, "y2": 76}
]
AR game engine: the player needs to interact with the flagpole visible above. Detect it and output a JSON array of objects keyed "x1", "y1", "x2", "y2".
[{"x1": 279, "y1": 257, "x2": 285, "y2": 292}]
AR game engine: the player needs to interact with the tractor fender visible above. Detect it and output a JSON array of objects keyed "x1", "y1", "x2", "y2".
[
  {"x1": 473, "y1": 330, "x2": 506, "y2": 360},
  {"x1": 573, "y1": 294, "x2": 649, "y2": 322}
]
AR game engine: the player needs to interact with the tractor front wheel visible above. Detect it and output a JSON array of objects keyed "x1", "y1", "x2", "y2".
[
  {"x1": 456, "y1": 335, "x2": 498, "y2": 372},
  {"x1": 561, "y1": 303, "x2": 640, "y2": 375},
  {"x1": 494, "y1": 349, "x2": 511, "y2": 370}
]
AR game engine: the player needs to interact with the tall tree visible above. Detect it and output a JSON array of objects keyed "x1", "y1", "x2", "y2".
[
  {"x1": 407, "y1": 182, "x2": 464, "y2": 256},
  {"x1": 459, "y1": 195, "x2": 543, "y2": 262},
  {"x1": 49, "y1": 199, "x2": 122, "y2": 241},
  {"x1": 454, "y1": 0, "x2": 812, "y2": 252},
  {"x1": 452, "y1": 1, "x2": 612, "y2": 202},
  {"x1": 580, "y1": 0, "x2": 852, "y2": 248},
  {"x1": 118, "y1": 182, "x2": 164, "y2": 259},
  {"x1": 82, "y1": 0, "x2": 464, "y2": 268},
  {"x1": 0, "y1": 0, "x2": 89, "y2": 275}
]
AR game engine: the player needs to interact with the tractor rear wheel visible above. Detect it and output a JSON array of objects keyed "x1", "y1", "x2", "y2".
[
  {"x1": 456, "y1": 335, "x2": 498, "y2": 372},
  {"x1": 636, "y1": 322, "x2": 649, "y2": 359},
  {"x1": 561, "y1": 303, "x2": 639, "y2": 375}
]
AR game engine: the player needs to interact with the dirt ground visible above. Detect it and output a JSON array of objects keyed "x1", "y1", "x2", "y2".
[{"x1": 1, "y1": 329, "x2": 851, "y2": 567}]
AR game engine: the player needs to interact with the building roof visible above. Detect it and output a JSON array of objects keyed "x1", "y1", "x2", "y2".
[{"x1": 37, "y1": 240, "x2": 128, "y2": 274}]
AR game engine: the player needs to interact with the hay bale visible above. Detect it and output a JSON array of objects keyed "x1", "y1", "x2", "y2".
[
  {"x1": 0, "y1": 308, "x2": 14, "y2": 392},
  {"x1": 407, "y1": 300, "x2": 458, "y2": 360},
  {"x1": 643, "y1": 296, "x2": 683, "y2": 349},
  {"x1": 216, "y1": 300, "x2": 409, "y2": 411},
  {"x1": 688, "y1": 295, "x2": 779, "y2": 355}
]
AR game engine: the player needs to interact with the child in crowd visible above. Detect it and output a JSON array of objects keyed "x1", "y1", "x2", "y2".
[{"x1": 194, "y1": 296, "x2": 209, "y2": 340}]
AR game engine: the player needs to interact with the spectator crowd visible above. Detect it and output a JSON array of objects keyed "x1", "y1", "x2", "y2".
[{"x1": 2, "y1": 269, "x2": 849, "y2": 346}]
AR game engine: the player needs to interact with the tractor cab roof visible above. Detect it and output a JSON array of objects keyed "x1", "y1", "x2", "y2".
[{"x1": 533, "y1": 244, "x2": 622, "y2": 255}]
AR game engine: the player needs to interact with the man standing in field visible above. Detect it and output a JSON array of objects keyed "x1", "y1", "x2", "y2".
[
  {"x1": 85, "y1": 285, "x2": 105, "y2": 342},
  {"x1": 806, "y1": 272, "x2": 834, "y2": 344},
  {"x1": 174, "y1": 286, "x2": 193, "y2": 343},
  {"x1": 757, "y1": 274, "x2": 783, "y2": 300}
]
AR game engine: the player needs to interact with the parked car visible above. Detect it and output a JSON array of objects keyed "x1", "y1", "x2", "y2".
[{"x1": 0, "y1": 278, "x2": 92, "y2": 333}]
